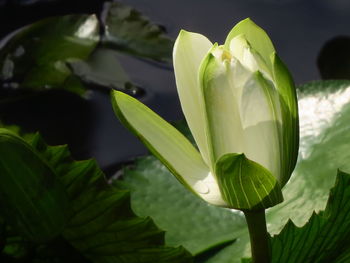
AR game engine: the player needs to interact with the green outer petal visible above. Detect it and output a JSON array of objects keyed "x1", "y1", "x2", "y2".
[
  {"x1": 111, "y1": 91, "x2": 227, "y2": 206},
  {"x1": 271, "y1": 53, "x2": 299, "y2": 186},
  {"x1": 224, "y1": 18, "x2": 275, "y2": 69},
  {"x1": 173, "y1": 30, "x2": 213, "y2": 167},
  {"x1": 215, "y1": 153, "x2": 283, "y2": 210}
]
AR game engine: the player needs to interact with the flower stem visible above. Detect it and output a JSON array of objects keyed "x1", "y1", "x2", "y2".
[{"x1": 243, "y1": 209, "x2": 270, "y2": 263}]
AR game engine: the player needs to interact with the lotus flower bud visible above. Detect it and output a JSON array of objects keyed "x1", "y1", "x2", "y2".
[{"x1": 112, "y1": 18, "x2": 299, "y2": 210}]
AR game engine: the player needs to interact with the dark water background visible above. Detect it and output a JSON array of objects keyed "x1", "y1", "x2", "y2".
[{"x1": 0, "y1": 0, "x2": 349, "y2": 172}]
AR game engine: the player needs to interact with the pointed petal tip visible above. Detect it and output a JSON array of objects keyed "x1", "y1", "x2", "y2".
[
  {"x1": 111, "y1": 90, "x2": 128, "y2": 104},
  {"x1": 270, "y1": 51, "x2": 277, "y2": 62},
  {"x1": 111, "y1": 89, "x2": 122, "y2": 96},
  {"x1": 175, "y1": 29, "x2": 187, "y2": 43},
  {"x1": 234, "y1": 17, "x2": 260, "y2": 30},
  {"x1": 174, "y1": 29, "x2": 212, "y2": 47},
  {"x1": 175, "y1": 29, "x2": 194, "y2": 43},
  {"x1": 178, "y1": 29, "x2": 190, "y2": 36},
  {"x1": 173, "y1": 30, "x2": 213, "y2": 64},
  {"x1": 241, "y1": 17, "x2": 256, "y2": 25},
  {"x1": 173, "y1": 29, "x2": 195, "y2": 59},
  {"x1": 227, "y1": 18, "x2": 256, "y2": 37}
]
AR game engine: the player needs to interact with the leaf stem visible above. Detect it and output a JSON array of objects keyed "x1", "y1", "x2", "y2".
[{"x1": 243, "y1": 209, "x2": 270, "y2": 263}]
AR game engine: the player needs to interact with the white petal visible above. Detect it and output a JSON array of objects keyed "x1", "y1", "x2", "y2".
[
  {"x1": 173, "y1": 30, "x2": 213, "y2": 167},
  {"x1": 239, "y1": 73, "x2": 282, "y2": 181}
]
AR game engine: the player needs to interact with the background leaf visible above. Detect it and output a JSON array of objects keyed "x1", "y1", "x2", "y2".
[
  {"x1": 102, "y1": 1, "x2": 174, "y2": 62},
  {"x1": 68, "y1": 48, "x2": 141, "y2": 95},
  {"x1": 0, "y1": 14, "x2": 99, "y2": 95}
]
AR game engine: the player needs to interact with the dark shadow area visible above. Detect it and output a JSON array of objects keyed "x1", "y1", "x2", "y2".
[
  {"x1": 194, "y1": 240, "x2": 236, "y2": 263},
  {"x1": 317, "y1": 36, "x2": 350, "y2": 80},
  {"x1": 0, "y1": 90, "x2": 94, "y2": 160}
]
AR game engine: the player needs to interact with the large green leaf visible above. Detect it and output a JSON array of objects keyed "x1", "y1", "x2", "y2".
[
  {"x1": 0, "y1": 128, "x2": 192, "y2": 262},
  {"x1": 0, "y1": 129, "x2": 68, "y2": 243},
  {"x1": 121, "y1": 156, "x2": 247, "y2": 255},
  {"x1": 28, "y1": 134, "x2": 192, "y2": 263},
  {"x1": 102, "y1": 2, "x2": 173, "y2": 62},
  {"x1": 120, "y1": 80, "x2": 350, "y2": 262},
  {"x1": 0, "y1": 14, "x2": 99, "y2": 95},
  {"x1": 271, "y1": 170, "x2": 350, "y2": 263}
]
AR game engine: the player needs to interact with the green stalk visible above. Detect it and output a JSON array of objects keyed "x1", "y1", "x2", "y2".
[{"x1": 243, "y1": 209, "x2": 270, "y2": 263}]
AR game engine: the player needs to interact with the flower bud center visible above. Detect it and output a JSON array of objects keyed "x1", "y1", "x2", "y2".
[
  {"x1": 221, "y1": 50, "x2": 232, "y2": 61},
  {"x1": 211, "y1": 46, "x2": 233, "y2": 63}
]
